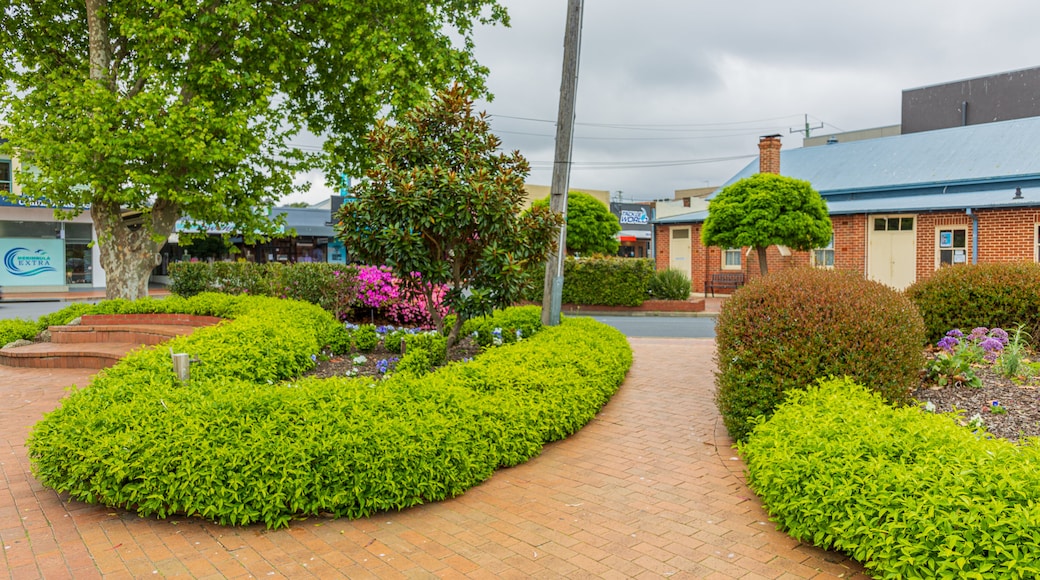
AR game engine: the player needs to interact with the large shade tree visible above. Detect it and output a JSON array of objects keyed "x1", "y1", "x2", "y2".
[
  {"x1": 530, "y1": 191, "x2": 621, "y2": 256},
  {"x1": 335, "y1": 84, "x2": 562, "y2": 348},
  {"x1": 701, "y1": 173, "x2": 832, "y2": 276},
  {"x1": 0, "y1": 0, "x2": 508, "y2": 299}
]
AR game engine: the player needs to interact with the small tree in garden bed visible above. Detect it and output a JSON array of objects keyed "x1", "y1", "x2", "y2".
[{"x1": 336, "y1": 84, "x2": 561, "y2": 348}]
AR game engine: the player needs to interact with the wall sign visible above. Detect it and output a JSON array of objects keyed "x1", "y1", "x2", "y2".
[
  {"x1": 0, "y1": 238, "x2": 65, "y2": 286},
  {"x1": 619, "y1": 208, "x2": 649, "y2": 225}
]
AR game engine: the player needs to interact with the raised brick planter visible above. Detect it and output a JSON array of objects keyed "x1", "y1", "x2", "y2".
[
  {"x1": 80, "y1": 313, "x2": 223, "y2": 327},
  {"x1": 560, "y1": 299, "x2": 706, "y2": 314}
]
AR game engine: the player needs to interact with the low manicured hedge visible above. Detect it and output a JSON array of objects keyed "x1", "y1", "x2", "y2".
[
  {"x1": 29, "y1": 302, "x2": 631, "y2": 529},
  {"x1": 905, "y1": 262, "x2": 1040, "y2": 346},
  {"x1": 525, "y1": 256, "x2": 656, "y2": 306},
  {"x1": 740, "y1": 378, "x2": 1040, "y2": 578}
]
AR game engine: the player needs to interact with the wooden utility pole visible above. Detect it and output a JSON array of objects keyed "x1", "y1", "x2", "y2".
[{"x1": 541, "y1": 0, "x2": 584, "y2": 326}]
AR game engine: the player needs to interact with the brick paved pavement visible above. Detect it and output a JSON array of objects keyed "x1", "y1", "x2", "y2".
[{"x1": 1, "y1": 338, "x2": 868, "y2": 579}]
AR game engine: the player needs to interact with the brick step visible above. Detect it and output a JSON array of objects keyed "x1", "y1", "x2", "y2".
[
  {"x1": 50, "y1": 324, "x2": 197, "y2": 345},
  {"x1": 0, "y1": 341, "x2": 140, "y2": 370},
  {"x1": 0, "y1": 314, "x2": 221, "y2": 370}
]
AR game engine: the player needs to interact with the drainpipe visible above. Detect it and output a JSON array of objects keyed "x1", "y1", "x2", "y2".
[{"x1": 966, "y1": 208, "x2": 978, "y2": 264}]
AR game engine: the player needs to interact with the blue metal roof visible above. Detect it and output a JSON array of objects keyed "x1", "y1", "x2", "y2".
[
  {"x1": 826, "y1": 186, "x2": 1040, "y2": 215},
  {"x1": 722, "y1": 116, "x2": 1040, "y2": 195},
  {"x1": 656, "y1": 210, "x2": 709, "y2": 224}
]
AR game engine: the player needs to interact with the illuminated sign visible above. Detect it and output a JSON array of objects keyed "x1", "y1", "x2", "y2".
[{"x1": 0, "y1": 239, "x2": 66, "y2": 286}]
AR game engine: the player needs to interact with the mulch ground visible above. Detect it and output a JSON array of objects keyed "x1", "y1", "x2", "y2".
[{"x1": 913, "y1": 364, "x2": 1040, "y2": 442}]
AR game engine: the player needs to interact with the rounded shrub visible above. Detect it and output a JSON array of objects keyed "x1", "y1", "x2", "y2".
[
  {"x1": 715, "y1": 267, "x2": 925, "y2": 442},
  {"x1": 647, "y1": 268, "x2": 691, "y2": 300},
  {"x1": 905, "y1": 262, "x2": 1040, "y2": 346}
]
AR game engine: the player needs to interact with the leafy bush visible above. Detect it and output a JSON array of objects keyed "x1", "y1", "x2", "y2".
[
  {"x1": 403, "y1": 332, "x2": 447, "y2": 366},
  {"x1": 647, "y1": 268, "x2": 691, "y2": 301},
  {"x1": 524, "y1": 256, "x2": 655, "y2": 306},
  {"x1": 29, "y1": 310, "x2": 631, "y2": 529},
  {"x1": 906, "y1": 262, "x2": 1040, "y2": 346},
  {"x1": 0, "y1": 318, "x2": 40, "y2": 345},
  {"x1": 351, "y1": 324, "x2": 379, "y2": 352},
  {"x1": 740, "y1": 378, "x2": 1040, "y2": 578},
  {"x1": 169, "y1": 262, "x2": 215, "y2": 297},
  {"x1": 460, "y1": 305, "x2": 543, "y2": 347},
  {"x1": 715, "y1": 267, "x2": 925, "y2": 442}
]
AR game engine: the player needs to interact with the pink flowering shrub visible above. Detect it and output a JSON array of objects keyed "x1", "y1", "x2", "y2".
[
  {"x1": 387, "y1": 281, "x2": 450, "y2": 328},
  {"x1": 354, "y1": 266, "x2": 399, "y2": 309},
  {"x1": 352, "y1": 266, "x2": 450, "y2": 328}
]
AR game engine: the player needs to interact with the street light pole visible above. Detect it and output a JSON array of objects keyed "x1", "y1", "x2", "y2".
[{"x1": 541, "y1": 0, "x2": 583, "y2": 326}]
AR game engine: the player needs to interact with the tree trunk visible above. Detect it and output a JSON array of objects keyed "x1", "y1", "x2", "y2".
[
  {"x1": 91, "y1": 199, "x2": 179, "y2": 300},
  {"x1": 756, "y1": 246, "x2": 769, "y2": 277}
]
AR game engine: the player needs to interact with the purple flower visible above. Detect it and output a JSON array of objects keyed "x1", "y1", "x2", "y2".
[
  {"x1": 946, "y1": 329, "x2": 964, "y2": 338},
  {"x1": 936, "y1": 336, "x2": 959, "y2": 352},
  {"x1": 990, "y1": 328, "x2": 1009, "y2": 346},
  {"x1": 969, "y1": 327, "x2": 989, "y2": 341},
  {"x1": 979, "y1": 337, "x2": 1004, "y2": 353}
]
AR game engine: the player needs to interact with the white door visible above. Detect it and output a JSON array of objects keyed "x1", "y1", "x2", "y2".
[
  {"x1": 867, "y1": 215, "x2": 916, "y2": 290},
  {"x1": 669, "y1": 228, "x2": 691, "y2": 277}
]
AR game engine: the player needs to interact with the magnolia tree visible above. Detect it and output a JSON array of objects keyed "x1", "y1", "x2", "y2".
[
  {"x1": 701, "y1": 173, "x2": 832, "y2": 276},
  {"x1": 0, "y1": 0, "x2": 508, "y2": 299},
  {"x1": 335, "y1": 85, "x2": 562, "y2": 348},
  {"x1": 531, "y1": 191, "x2": 621, "y2": 256}
]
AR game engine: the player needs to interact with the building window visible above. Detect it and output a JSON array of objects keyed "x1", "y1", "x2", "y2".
[
  {"x1": 0, "y1": 160, "x2": 11, "y2": 192},
  {"x1": 813, "y1": 236, "x2": 835, "y2": 268},
  {"x1": 722, "y1": 248, "x2": 741, "y2": 269},
  {"x1": 874, "y1": 216, "x2": 914, "y2": 231},
  {"x1": 938, "y1": 228, "x2": 967, "y2": 266}
]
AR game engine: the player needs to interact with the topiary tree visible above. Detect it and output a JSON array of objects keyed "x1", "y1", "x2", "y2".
[
  {"x1": 531, "y1": 191, "x2": 620, "y2": 256},
  {"x1": 714, "y1": 267, "x2": 925, "y2": 442},
  {"x1": 701, "y1": 174, "x2": 832, "y2": 275},
  {"x1": 335, "y1": 84, "x2": 562, "y2": 348}
]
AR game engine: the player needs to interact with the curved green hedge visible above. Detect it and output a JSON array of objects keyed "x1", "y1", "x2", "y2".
[
  {"x1": 740, "y1": 378, "x2": 1040, "y2": 578},
  {"x1": 29, "y1": 301, "x2": 630, "y2": 529}
]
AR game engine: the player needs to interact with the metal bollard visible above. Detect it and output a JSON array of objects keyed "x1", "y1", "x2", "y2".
[{"x1": 172, "y1": 352, "x2": 190, "y2": 382}]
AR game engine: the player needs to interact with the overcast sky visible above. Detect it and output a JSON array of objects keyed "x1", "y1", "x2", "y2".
[{"x1": 291, "y1": 1, "x2": 1040, "y2": 204}]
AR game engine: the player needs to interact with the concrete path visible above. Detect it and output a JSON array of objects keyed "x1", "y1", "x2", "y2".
[{"x1": 0, "y1": 339, "x2": 867, "y2": 579}]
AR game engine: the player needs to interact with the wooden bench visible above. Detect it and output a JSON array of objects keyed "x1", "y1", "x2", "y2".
[{"x1": 704, "y1": 272, "x2": 745, "y2": 297}]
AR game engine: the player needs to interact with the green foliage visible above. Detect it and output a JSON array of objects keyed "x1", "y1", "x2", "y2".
[
  {"x1": 352, "y1": 325, "x2": 379, "y2": 352},
  {"x1": 530, "y1": 192, "x2": 620, "y2": 256},
  {"x1": 29, "y1": 309, "x2": 631, "y2": 529},
  {"x1": 523, "y1": 257, "x2": 656, "y2": 306},
  {"x1": 740, "y1": 378, "x2": 1040, "y2": 578},
  {"x1": 647, "y1": 268, "x2": 692, "y2": 301},
  {"x1": 335, "y1": 84, "x2": 562, "y2": 345},
  {"x1": 563, "y1": 257, "x2": 655, "y2": 306},
  {"x1": 906, "y1": 262, "x2": 1040, "y2": 346},
  {"x1": 169, "y1": 262, "x2": 216, "y2": 298},
  {"x1": 169, "y1": 261, "x2": 359, "y2": 320},
  {"x1": 209, "y1": 261, "x2": 269, "y2": 296},
  {"x1": 701, "y1": 173, "x2": 831, "y2": 275},
  {"x1": 461, "y1": 305, "x2": 543, "y2": 347},
  {"x1": 403, "y1": 333, "x2": 447, "y2": 367},
  {"x1": 715, "y1": 267, "x2": 925, "y2": 442},
  {"x1": 0, "y1": 318, "x2": 40, "y2": 345},
  {"x1": 1, "y1": 0, "x2": 507, "y2": 300},
  {"x1": 35, "y1": 302, "x2": 99, "y2": 328}
]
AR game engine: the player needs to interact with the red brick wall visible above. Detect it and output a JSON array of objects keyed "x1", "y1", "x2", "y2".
[
  {"x1": 832, "y1": 214, "x2": 867, "y2": 274},
  {"x1": 657, "y1": 209, "x2": 1040, "y2": 292}
]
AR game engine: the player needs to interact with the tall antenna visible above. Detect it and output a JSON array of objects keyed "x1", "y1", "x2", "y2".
[{"x1": 790, "y1": 113, "x2": 823, "y2": 139}]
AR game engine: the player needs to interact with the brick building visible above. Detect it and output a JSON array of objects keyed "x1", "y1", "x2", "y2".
[{"x1": 655, "y1": 115, "x2": 1040, "y2": 292}]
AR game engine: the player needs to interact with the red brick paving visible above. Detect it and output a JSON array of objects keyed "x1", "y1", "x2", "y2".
[{"x1": 0, "y1": 338, "x2": 868, "y2": 578}]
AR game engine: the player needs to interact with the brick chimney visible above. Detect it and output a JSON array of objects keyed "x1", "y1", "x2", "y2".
[{"x1": 758, "y1": 134, "x2": 782, "y2": 174}]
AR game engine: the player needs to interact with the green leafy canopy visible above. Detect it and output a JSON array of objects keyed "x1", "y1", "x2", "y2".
[
  {"x1": 701, "y1": 173, "x2": 832, "y2": 272},
  {"x1": 0, "y1": 0, "x2": 508, "y2": 299},
  {"x1": 531, "y1": 191, "x2": 621, "y2": 256}
]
